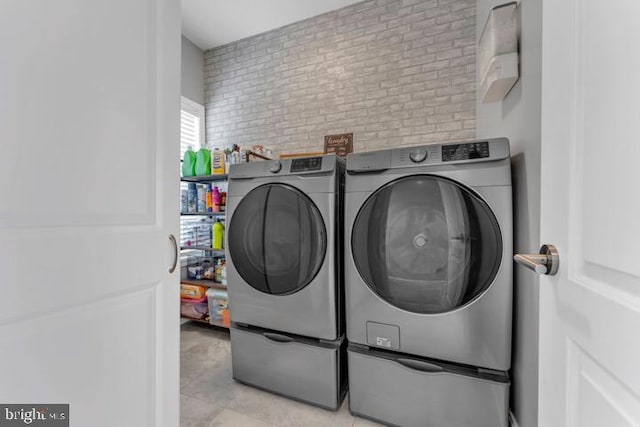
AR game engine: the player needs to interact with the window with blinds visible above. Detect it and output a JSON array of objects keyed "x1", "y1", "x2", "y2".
[
  {"x1": 180, "y1": 97, "x2": 207, "y2": 250},
  {"x1": 180, "y1": 98, "x2": 204, "y2": 157}
]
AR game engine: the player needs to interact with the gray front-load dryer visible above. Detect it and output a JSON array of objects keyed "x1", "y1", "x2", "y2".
[
  {"x1": 345, "y1": 138, "x2": 513, "y2": 371},
  {"x1": 226, "y1": 154, "x2": 344, "y2": 341}
]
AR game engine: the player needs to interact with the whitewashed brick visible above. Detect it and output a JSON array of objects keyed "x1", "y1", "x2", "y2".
[{"x1": 203, "y1": 0, "x2": 476, "y2": 153}]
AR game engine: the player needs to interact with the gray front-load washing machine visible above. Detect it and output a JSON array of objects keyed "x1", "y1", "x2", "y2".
[
  {"x1": 226, "y1": 154, "x2": 346, "y2": 410},
  {"x1": 345, "y1": 138, "x2": 512, "y2": 427}
]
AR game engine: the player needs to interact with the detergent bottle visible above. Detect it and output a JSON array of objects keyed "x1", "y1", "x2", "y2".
[
  {"x1": 182, "y1": 147, "x2": 196, "y2": 177},
  {"x1": 212, "y1": 186, "x2": 221, "y2": 213},
  {"x1": 212, "y1": 220, "x2": 225, "y2": 250},
  {"x1": 195, "y1": 148, "x2": 211, "y2": 176}
]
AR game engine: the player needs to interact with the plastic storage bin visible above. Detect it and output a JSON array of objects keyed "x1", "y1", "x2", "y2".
[
  {"x1": 182, "y1": 256, "x2": 217, "y2": 281},
  {"x1": 206, "y1": 288, "x2": 229, "y2": 327},
  {"x1": 181, "y1": 284, "x2": 207, "y2": 300},
  {"x1": 180, "y1": 296, "x2": 208, "y2": 320}
]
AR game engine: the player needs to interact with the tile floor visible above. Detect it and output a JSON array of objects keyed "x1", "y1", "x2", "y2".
[{"x1": 180, "y1": 322, "x2": 384, "y2": 427}]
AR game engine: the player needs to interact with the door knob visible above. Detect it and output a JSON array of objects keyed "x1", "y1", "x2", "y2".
[
  {"x1": 514, "y1": 244, "x2": 559, "y2": 275},
  {"x1": 169, "y1": 234, "x2": 178, "y2": 273}
]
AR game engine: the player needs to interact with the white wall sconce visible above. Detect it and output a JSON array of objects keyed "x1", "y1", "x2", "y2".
[{"x1": 479, "y1": 2, "x2": 519, "y2": 103}]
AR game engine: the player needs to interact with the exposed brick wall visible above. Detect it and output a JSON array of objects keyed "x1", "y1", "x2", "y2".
[{"x1": 204, "y1": 0, "x2": 475, "y2": 154}]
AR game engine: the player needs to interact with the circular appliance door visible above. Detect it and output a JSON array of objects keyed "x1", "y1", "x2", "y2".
[
  {"x1": 351, "y1": 175, "x2": 502, "y2": 314},
  {"x1": 228, "y1": 183, "x2": 327, "y2": 295}
]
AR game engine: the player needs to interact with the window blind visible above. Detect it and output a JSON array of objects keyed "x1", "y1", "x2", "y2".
[{"x1": 180, "y1": 109, "x2": 200, "y2": 158}]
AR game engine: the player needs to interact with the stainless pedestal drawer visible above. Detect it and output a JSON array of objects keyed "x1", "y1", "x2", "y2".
[
  {"x1": 348, "y1": 344, "x2": 509, "y2": 427},
  {"x1": 230, "y1": 324, "x2": 347, "y2": 410}
]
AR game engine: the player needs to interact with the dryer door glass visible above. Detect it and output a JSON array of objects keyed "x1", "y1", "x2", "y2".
[
  {"x1": 228, "y1": 183, "x2": 327, "y2": 295},
  {"x1": 351, "y1": 175, "x2": 502, "y2": 314}
]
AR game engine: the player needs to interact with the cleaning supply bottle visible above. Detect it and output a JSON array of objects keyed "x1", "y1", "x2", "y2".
[
  {"x1": 182, "y1": 147, "x2": 196, "y2": 177},
  {"x1": 212, "y1": 186, "x2": 221, "y2": 213},
  {"x1": 220, "y1": 191, "x2": 227, "y2": 212},
  {"x1": 215, "y1": 259, "x2": 223, "y2": 283},
  {"x1": 211, "y1": 149, "x2": 226, "y2": 175},
  {"x1": 195, "y1": 148, "x2": 211, "y2": 176},
  {"x1": 212, "y1": 220, "x2": 224, "y2": 250},
  {"x1": 181, "y1": 189, "x2": 188, "y2": 213},
  {"x1": 220, "y1": 260, "x2": 227, "y2": 286},
  {"x1": 206, "y1": 184, "x2": 213, "y2": 212},
  {"x1": 196, "y1": 184, "x2": 206, "y2": 212},
  {"x1": 187, "y1": 183, "x2": 197, "y2": 213}
]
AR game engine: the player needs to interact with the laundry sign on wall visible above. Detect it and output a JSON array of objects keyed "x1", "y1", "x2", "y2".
[{"x1": 324, "y1": 133, "x2": 353, "y2": 158}]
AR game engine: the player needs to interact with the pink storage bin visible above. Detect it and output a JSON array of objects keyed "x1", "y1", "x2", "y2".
[{"x1": 181, "y1": 296, "x2": 208, "y2": 319}]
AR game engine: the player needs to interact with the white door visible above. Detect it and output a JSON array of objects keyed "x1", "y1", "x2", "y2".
[
  {"x1": 0, "y1": 1, "x2": 180, "y2": 426},
  {"x1": 536, "y1": 0, "x2": 640, "y2": 425}
]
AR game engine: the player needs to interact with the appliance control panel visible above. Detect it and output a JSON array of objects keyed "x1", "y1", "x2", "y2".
[
  {"x1": 290, "y1": 156, "x2": 322, "y2": 172},
  {"x1": 347, "y1": 138, "x2": 510, "y2": 172},
  {"x1": 229, "y1": 154, "x2": 341, "y2": 179},
  {"x1": 441, "y1": 141, "x2": 490, "y2": 162}
]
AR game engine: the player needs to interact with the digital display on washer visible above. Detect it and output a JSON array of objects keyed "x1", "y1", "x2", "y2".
[
  {"x1": 290, "y1": 157, "x2": 323, "y2": 172},
  {"x1": 442, "y1": 141, "x2": 490, "y2": 161}
]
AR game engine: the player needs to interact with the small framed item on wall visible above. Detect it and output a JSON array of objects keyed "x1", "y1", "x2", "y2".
[{"x1": 324, "y1": 133, "x2": 353, "y2": 158}]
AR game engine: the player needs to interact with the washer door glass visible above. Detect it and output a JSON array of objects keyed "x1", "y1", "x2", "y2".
[
  {"x1": 229, "y1": 183, "x2": 327, "y2": 295},
  {"x1": 351, "y1": 175, "x2": 502, "y2": 314}
]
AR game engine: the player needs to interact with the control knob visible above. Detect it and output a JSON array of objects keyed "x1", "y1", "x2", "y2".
[
  {"x1": 269, "y1": 161, "x2": 282, "y2": 173},
  {"x1": 409, "y1": 149, "x2": 428, "y2": 163}
]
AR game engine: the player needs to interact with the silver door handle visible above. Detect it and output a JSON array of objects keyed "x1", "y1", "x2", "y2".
[
  {"x1": 169, "y1": 234, "x2": 178, "y2": 273},
  {"x1": 514, "y1": 244, "x2": 559, "y2": 275}
]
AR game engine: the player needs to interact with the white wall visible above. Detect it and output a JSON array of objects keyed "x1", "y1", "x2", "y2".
[
  {"x1": 181, "y1": 35, "x2": 204, "y2": 105},
  {"x1": 475, "y1": 2, "x2": 542, "y2": 427}
]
